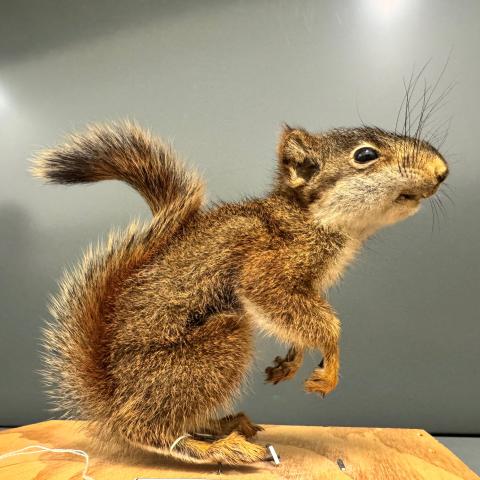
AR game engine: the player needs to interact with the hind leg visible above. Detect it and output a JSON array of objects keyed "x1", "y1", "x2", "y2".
[{"x1": 110, "y1": 311, "x2": 268, "y2": 464}]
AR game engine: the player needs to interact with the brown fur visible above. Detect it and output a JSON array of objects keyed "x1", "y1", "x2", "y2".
[{"x1": 31, "y1": 121, "x2": 448, "y2": 465}]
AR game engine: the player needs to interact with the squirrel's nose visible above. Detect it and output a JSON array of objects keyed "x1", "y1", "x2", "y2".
[
  {"x1": 422, "y1": 166, "x2": 448, "y2": 198},
  {"x1": 436, "y1": 168, "x2": 448, "y2": 183},
  {"x1": 434, "y1": 160, "x2": 449, "y2": 184}
]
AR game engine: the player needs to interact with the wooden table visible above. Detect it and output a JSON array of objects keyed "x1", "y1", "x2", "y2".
[{"x1": 0, "y1": 420, "x2": 477, "y2": 479}]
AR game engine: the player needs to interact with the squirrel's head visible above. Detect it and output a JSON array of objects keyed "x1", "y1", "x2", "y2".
[{"x1": 276, "y1": 125, "x2": 448, "y2": 237}]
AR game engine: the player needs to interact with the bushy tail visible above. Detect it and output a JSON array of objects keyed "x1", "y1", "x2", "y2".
[
  {"x1": 31, "y1": 120, "x2": 204, "y2": 216},
  {"x1": 32, "y1": 122, "x2": 205, "y2": 424}
]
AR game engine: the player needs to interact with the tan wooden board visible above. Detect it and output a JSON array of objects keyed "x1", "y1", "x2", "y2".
[{"x1": 0, "y1": 420, "x2": 477, "y2": 479}]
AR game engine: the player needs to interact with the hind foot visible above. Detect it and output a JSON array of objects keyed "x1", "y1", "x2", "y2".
[
  {"x1": 179, "y1": 431, "x2": 269, "y2": 465},
  {"x1": 218, "y1": 412, "x2": 264, "y2": 438},
  {"x1": 204, "y1": 412, "x2": 263, "y2": 439}
]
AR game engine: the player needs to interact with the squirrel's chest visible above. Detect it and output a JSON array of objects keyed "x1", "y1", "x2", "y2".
[{"x1": 314, "y1": 238, "x2": 361, "y2": 292}]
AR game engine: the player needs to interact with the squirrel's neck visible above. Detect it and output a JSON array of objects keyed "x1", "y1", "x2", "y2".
[
  {"x1": 262, "y1": 191, "x2": 364, "y2": 292},
  {"x1": 266, "y1": 189, "x2": 368, "y2": 244}
]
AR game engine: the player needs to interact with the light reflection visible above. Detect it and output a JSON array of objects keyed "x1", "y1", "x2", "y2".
[
  {"x1": 362, "y1": 0, "x2": 411, "y2": 22},
  {"x1": 0, "y1": 82, "x2": 10, "y2": 113}
]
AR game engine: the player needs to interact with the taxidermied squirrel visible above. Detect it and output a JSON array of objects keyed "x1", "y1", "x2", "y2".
[{"x1": 32, "y1": 121, "x2": 448, "y2": 465}]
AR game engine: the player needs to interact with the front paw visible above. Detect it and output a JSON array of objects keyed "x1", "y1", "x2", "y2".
[
  {"x1": 265, "y1": 356, "x2": 299, "y2": 385},
  {"x1": 304, "y1": 367, "x2": 338, "y2": 397}
]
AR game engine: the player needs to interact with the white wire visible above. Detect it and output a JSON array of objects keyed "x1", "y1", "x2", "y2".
[
  {"x1": 169, "y1": 433, "x2": 192, "y2": 453},
  {"x1": 0, "y1": 445, "x2": 94, "y2": 480}
]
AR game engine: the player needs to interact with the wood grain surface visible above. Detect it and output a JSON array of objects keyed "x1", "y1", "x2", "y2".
[{"x1": 0, "y1": 420, "x2": 477, "y2": 479}]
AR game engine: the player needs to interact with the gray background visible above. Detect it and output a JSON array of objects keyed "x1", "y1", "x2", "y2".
[{"x1": 0, "y1": 0, "x2": 479, "y2": 435}]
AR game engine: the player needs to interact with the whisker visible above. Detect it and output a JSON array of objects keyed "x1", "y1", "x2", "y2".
[
  {"x1": 413, "y1": 80, "x2": 454, "y2": 162},
  {"x1": 395, "y1": 89, "x2": 407, "y2": 135},
  {"x1": 416, "y1": 81, "x2": 456, "y2": 134},
  {"x1": 402, "y1": 77, "x2": 412, "y2": 138},
  {"x1": 395, "y1": 60, "x2": 431, "y2": 135},
  {"x1": 425, "y1": 116, "x2": 453, "y2": 148},
  {"x1": 438, "y1": 189, "x2": 454, "y2": 207},
  {"x1": 442, "y1": 182, "x2": 455, "y2": 194},
  {"x1": 412, "y1": 79, "x2": 429, "y2": 167},
  {"x1": 429, "y1": 198, "x2": 437, "y2": 234},
  {"x1": 355, "y1": 95, "x2": 367, "y2": 127},
  {"x1": 435, "y1": 195, "x2": 448, "y2": 219},
  {"x1": 432, "y1": 197, "x2": 441, "y2": 232}
]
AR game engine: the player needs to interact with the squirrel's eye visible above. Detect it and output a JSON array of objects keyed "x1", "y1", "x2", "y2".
[{"x1": 353, "y1": 147, "x2": 379, "y2": 164}]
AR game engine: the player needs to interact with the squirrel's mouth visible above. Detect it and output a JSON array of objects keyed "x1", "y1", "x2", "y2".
[{"x1": 395, "y1": 192, "x2": 421, "y2": 203}]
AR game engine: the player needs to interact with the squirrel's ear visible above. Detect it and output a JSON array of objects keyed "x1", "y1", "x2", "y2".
[{"x1": 277, "y1": 125, "x2": 321, "y2": 188}]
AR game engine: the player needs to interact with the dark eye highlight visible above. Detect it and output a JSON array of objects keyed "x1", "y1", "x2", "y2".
[{"x1": 353, "y1": 147, "x2": 379, "y2": 164}]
